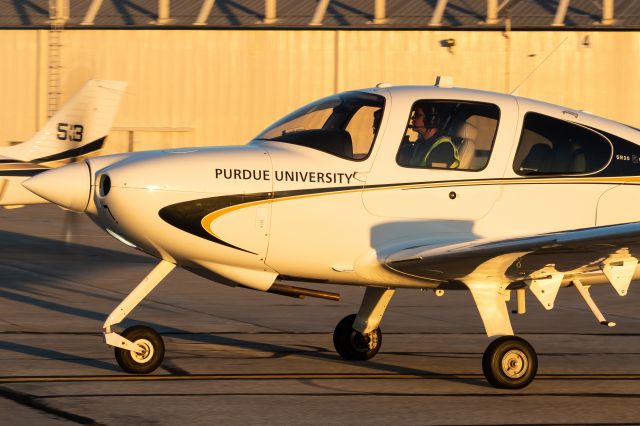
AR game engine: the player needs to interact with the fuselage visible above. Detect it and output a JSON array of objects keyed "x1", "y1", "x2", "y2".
[{"x1": 24, "y1": 85, "x2": 640, "y2": 290}]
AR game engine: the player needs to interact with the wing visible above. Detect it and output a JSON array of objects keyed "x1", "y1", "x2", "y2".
[
  {"x1": 386, "y1": 221, "x2": 640, "y2": 306},
  {"x1": 386, "y1": 221, "x2": 640, "y2": 283},
  {"x1": 384, "y1": 222, "x2": 640, "y2": 336}
]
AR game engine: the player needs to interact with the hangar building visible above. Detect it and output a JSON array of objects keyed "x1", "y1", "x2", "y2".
[{"x1": 0, "y1": 0, "x2": 638, "y2": 152}]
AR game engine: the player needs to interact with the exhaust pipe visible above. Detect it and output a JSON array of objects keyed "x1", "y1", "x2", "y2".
[{"x1": 267, "y1": 283, "x2": 340, "y2": 301}]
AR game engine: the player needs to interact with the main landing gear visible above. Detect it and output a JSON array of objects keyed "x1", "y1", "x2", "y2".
[
  {"x1": 482, "y1": 336, "x2": 537, "y2": 389},
  {"x1": 333, "y1": 287, "x2": 394, "y2": 361},
  {"x1": 103, "y1": 260, "x2": 175, "y2": 374},
  {"x1": 334, "y1": 284, "x2": 539, "y2": 389},
  {"x1": 333, "y1": 313, "x2": 382, "y2": 360}
]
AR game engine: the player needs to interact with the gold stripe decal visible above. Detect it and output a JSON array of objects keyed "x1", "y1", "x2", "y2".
[
  {"x1": 201, "y1": 175, "x2": 640, "y2": 242},
  {"x1": 161, "y1": 175, "x2": 640, "y2": 253}
]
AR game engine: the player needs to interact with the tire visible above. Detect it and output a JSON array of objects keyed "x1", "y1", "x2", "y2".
[
  {"x1": 333, "y1": 314, "x2": 382, "y2": 361},
  {"x1": 482, "y1": 336, "x2": 538, "y2": 389},
  {"x1": 114, "y1": 325, "x2": 165, "y2": 374}
]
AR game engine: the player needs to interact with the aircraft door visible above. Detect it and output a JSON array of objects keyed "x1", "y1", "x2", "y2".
[{"x1": 362, "y1": 97, "x2": 518, "y2": 240}]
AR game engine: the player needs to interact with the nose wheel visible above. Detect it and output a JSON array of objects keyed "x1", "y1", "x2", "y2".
[
  {"x1": 482, "y1": 336, "x2": 537, "y2": 389},
  {"x1": 114, "y1": 325, "x2": 165, "y2": 374},
  {"x1": 333, "y1": 314, "x2": 382, "y2": 360}
]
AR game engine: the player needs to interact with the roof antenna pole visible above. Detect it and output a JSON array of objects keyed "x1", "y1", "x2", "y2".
[
  {"x1": 81, "y1": 0, "x2": 103, "y2": 25},
  {"x1": 602, "y1": 0, "x2": 615, "y2": 25},
  {"x1": 552, "y1": 0, "x2": 571, "y2": 26},
  {"x1": 509, "y1": 37, "x2": 567, "y2": 95},
  {"x1": 310, "y1": 0, "x2": 330, "y2": 26},
  {"x1": 156, "y1": 0, "x2": 171, "y2": 25},
  {"x1": 428, "y1": 0, "x2": 449, "y2": 27},
  {"x1": 372, "y1": 0, "x2": 387, "y2": 24},
  {"x1": 264, "y1": 0, "x2": 278, "y2": 24},
  {"x1": 194, "y1": 0, "x2": 216, "y2": 25},
  {"x1": 486, "y1": 0, "x2": 500, "y2": 24}
]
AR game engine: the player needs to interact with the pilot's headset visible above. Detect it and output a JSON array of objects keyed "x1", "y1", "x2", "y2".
[
  {"x1": 411, "y1": 103, "x2": 441, "y2": 130},
  {"x1": 422, "y1": 104, "x2": 441, "y2": 128}
]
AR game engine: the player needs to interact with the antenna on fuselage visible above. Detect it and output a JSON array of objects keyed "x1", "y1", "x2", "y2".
[{"x1": 509, "y1": 37, "x2": 568, "y2": 95}]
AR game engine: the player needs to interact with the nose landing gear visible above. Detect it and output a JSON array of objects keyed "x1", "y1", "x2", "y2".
[
  {"x1": 114, "y1": 325, "x2": 165, "y2": 374},
  {"x1": 103, "y1": 260, "x2": 175, "y2": 374}
]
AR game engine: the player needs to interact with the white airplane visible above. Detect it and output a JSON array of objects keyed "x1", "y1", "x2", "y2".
[
  {"x1": 0, "y1": 79, "x2": 126, "y2": 207},
  {"x1": 23, "y1": 77, "x2": 640, "y2": 389}
]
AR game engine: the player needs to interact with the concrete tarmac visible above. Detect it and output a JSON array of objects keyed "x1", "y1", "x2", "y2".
[{"x1": 1, "y1": 205, "x2": 640, "y2": 425}]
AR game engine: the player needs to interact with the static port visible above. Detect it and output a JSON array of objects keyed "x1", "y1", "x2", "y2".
[{"x1": 99, "y1": 174, "x2": 111, "y2": 197}]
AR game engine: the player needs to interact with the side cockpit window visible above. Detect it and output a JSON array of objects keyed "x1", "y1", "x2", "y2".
[
  {"x1": 397, "y1": 101, "x2": 500, "y2": 170},
  {"x1": 513, "y1": 113, "x2": 612, "y2": 175},
  {"x1": 256, "y1": 92, "x2": 385, "y2": 161}
]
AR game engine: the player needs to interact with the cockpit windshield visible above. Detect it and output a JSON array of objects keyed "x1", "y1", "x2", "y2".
[{"x1": 256, "y1": 92, "x2": 385, "y2": 160}]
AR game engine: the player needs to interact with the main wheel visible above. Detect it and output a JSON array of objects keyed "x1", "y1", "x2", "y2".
[
  {"x1": 482, "y1": 336, "x2": 537, "y2": 389},
  {"x1": 333, "y1": 314, "x2": 382, "y2": 361},
  {"x1": 114, "y1": 325, "x2": 165, "y2": 374}
]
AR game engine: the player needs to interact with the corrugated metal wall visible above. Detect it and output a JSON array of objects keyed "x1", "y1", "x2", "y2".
[{"x1": 1, "y1": 29, "x2": 639, "y2": 153}]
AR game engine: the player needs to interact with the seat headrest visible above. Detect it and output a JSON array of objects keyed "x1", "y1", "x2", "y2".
[{"x1": 455, "y1": 122, "x2": 478, "y2": 142}]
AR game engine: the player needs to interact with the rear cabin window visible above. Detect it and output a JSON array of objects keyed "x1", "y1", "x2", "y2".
[
  {"x1": 513, "y1": 113, "x2": 612, "y2": 175},
  {"x1": 396, "y1": 101, "x2": 500, "y2": 171}
]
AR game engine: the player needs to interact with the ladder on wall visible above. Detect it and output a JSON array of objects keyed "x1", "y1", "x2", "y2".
[{"x1": 47, "y1": 1, "x2": 65, "y2": 118}]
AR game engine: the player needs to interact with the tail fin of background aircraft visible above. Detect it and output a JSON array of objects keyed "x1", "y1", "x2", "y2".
[{"x1": 0, "y1": 80, "x2": 127, "y2": 164}]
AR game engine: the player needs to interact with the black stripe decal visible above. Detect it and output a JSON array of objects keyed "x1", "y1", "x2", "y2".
[
  {"x1": 158, "y1": 186, "x2": 364, "y2": 253},
  {"x1": 159, "y1": 193, "x2": 272, "y2": 255},
  {"x1": 0, "y1": 169, "x2": 48, "y2": 177},
  {"x1": 32, "y1": 137, "x2": 106, "y2": 163}
]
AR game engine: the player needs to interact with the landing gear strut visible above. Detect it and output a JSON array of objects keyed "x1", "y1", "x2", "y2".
[
  {"x1": 482, "y1": 336, "x2": 538, "y2": 389},
  {"x1": 103, "y1": 260, "x2": 175, "y2": 374}
]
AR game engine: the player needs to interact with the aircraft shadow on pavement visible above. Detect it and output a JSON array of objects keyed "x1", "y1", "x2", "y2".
[
  {"x1": 0, "y1": 284, "x2": 485, "y2": 387},
  {"x1": 0, "y1": 230, "x2": 152, "y2": 265},
  {"x1": 0, "y1": 230, "x2": 485, "y2": 386},
  {"x1": 0, "y1": 271, "x2": 485, "y2": 385},
  {"x1": 0, "y1": 341, "x2": 121, "y2": 372}
]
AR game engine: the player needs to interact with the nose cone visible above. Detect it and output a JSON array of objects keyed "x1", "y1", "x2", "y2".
[{"x1": 23, "y1": 161, "x2": 91, "y2": 212}]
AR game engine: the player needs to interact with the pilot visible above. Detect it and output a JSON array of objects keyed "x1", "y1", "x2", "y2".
[
  {"x1": 372, "y1": 108, "x2": 383, "y2": 135},
  {"x1": 398, "y1": 103, "x2": 460, "y2": 169}
]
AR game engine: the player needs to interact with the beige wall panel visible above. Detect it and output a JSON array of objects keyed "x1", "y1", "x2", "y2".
[
  {"x1": 0, "y1": 31, "x2": 41, "y2": 146},
  {"x1": 337, "y1": 31, "x2": 509, "y2": 93},
  {"x1": 1, "y1": 29, "x2": 640, "y2": 151},
  {"x1": 508, "y1": 32, "x2": 640, "y2": 127},
  {"x1": 103, "y1": 130, "x2": 196, "y2": 154},
  {"x1": 60, "y1": 30, "x2": 336, "y2": 149}
]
